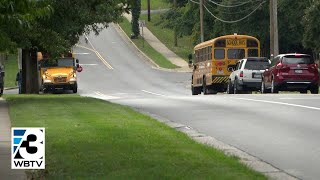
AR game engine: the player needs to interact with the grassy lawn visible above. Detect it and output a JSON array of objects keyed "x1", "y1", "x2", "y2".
[
  {"x1": 140, "y1": 14, "x2": 194, "y2": 62},
  {"x1": 6, "y1": 95, "x2": 267, "y2": 179},
  {"x1": 141, "y1": 0, "x2": 171, "y2": 10},
  {"x1": 3, "y1": 54, "x2": 18, "y2": 87},
  {"x1": 119, "y1": 18, "x2": 177, "y2": 69}
]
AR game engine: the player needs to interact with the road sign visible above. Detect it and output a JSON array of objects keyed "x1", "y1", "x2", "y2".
[{"x1": 139, "y1": 20, "x2": 146, "y2": 27}]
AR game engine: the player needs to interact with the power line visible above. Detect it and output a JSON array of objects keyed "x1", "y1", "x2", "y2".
[
  {"x1": 205, "y1": 0, "x2": 260, "y2": 15},
  {"x1": 206, "y1": 0, "x2": 260, "y2": 8},
  {"x1": 189, "y1": 0, "x2": 200, "y2": 5},
  {"x1": 203, "y1": 0, "x2": 266, "y2": 23}
]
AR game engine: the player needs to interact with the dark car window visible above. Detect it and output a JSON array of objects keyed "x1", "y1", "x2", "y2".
[
  {"x1": 282, "y1": 55, "x2": 314, "y2": 64},
  {"x1": 227, "y1": 49, "x2": 245, "y2": 59},
  {"x1": 244, "y1": 60, "x2": 270, "y2": 70},
  {"x1": 248, "y1": 49, "x2": 259, "y2": 57}
]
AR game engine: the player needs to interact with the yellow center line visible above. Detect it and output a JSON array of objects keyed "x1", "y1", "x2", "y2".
[{"x1": 75, "y1": 43, "x2": 113, "y2": 70}]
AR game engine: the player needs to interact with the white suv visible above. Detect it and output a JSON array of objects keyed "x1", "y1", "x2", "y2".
[{"x1": 227, "y1": 57, "x2": 270, "y2": 94}]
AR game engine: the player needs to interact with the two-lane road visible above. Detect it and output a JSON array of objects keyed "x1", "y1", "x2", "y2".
[{"x1": 75, "y1": 24, "x2": 320, "y2": 180}]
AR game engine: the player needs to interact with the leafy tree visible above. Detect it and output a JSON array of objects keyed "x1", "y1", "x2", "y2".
[
  {"x1": 302, "y1": 0, "x2": 320, "y2": 56},
  {"x1": 0, "y1": 0, "x2": 131, "y2": 93},
  {"x1": 131, "y1": 0, "x2": 141, "y2": 38}
]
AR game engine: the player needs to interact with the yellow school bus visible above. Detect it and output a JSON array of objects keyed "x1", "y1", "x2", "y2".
[
  {"x1": 190, "y1": 34, "x2": 260, "y2": 95},
  {"x1": 38, "y1": 52, "x2": 82, "y2": 93}
]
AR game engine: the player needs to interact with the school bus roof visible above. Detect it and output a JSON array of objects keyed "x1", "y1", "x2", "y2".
[{"x1": 194, "y1": 34, "x2": 259, "y2": 51}]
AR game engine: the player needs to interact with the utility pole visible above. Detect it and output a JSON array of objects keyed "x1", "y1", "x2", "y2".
[
  {"x1": 147, "y1": 0, "x2": 151, "y2": 22},
  {"x1": 200, "y1": 0, "x2": 204, "y2": 42},
  {"x1": 174, "y1": 0, "x2": 178, "y2": 46},
  {"x1": 270, "y1": 0, "x2": 279, "y2": 59}
]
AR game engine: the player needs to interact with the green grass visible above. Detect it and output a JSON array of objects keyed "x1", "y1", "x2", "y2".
[
  {"x1": 3, "y1": 54, "x2": 18, "y2": 87},
  {"x1": 119, "y1": 18, "x2": 177, "y2": 69},
  {"x1": 141, "y1": 0, "x2": 171, "y2": 10},
  {"x1": 6, "y1": 95, "x2": 267, "y2": 179},
  {"x1": 140, "y1": 14, "x2": 194, "y2": 62}
]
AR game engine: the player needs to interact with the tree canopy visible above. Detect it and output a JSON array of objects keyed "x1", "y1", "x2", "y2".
[
  {"x1": 0, "y1": 0, "x2": 132, "y2": 55},
  {"x1": 159, "y1": 0, "x2": 320, "y2": 58}
]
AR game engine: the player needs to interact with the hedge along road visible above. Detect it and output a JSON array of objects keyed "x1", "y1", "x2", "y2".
[{"x1": 74, "y1": 23, "x2": 320, "y2": 180}]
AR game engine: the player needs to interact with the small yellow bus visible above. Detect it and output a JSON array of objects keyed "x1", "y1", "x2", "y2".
[{"x1": 189, "y1": 34, "x2": 260, "y2": 95}]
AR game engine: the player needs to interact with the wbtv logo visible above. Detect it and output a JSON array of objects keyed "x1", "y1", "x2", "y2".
[{"x1": 11, "y1": 128, "x2": 45, "y2": 169}]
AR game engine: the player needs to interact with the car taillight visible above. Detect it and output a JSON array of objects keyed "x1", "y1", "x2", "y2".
[
  {"x1": 276, "y1": 63, "x2": 283, "y2": 69},
  {"x1": 240, "y1": 71, "x2": 243, "y2": 77}
]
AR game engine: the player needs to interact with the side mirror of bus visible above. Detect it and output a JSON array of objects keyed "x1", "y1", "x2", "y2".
[{"x1": 75, "y1": 59, "x2": 80, "y2": 68}]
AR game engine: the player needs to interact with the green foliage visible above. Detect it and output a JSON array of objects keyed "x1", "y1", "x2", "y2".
[
  {"x1": 302, "y1": 0, "x2": 320, "y2": 53},
  {"x1": 0, "y1": 0, "x2": 53, "y2": 51},
  {"x1": 159, "y1": 0, "x2": 320, "y2": 58},
  {"x1": 0, "y1": 0, "x2": 131, "y2": 55},
  {"x1": 131, "y1": 0, "x2": 141, "y2": 37}
]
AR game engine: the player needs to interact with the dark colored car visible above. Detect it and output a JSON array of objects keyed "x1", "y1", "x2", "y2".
[{"x1": 261, "y1": 53, "x2": 319, "y2": 94}]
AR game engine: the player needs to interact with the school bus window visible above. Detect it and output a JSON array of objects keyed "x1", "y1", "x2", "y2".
[
  {"x1": 248, "y1": 49, "x2": 259, "y2": 57},
  {"x1": 227, "y1": 49, "x2": 245, "y2": 59},
  {"x1": 247, "y1": 39, "x2": 258, "y2": 47},
  {"x1": 214, "y1": 49, "x2": 225, "y2": 59}
]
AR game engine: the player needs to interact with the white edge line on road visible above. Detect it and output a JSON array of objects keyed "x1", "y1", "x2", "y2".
[
  {"x1": 73, "y1": 52, "x2": 91, "y2": 55},
  {"x1": 80, "y1": 64, "x2": 98, "y2": 66},
  {"x1": 279, "y1": 97, "x2": 320, "y2": 100},
  {"x1": 141, "y1": 90, "x2": 167, "y2": 97},
  {"x1": 94, "y1": 91, "x2": 119, "y2": 99},
  {"x1": 235, "y1": 97, "x2": 320, "y2": 111}
]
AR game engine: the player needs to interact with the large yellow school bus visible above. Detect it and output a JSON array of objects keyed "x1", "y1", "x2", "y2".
[
  {"x1": 37, "y1": 52, "x2": 82, "y2": 93},
  {"x1": 190, "y1": 34, "x2": 260, "y2": 95}
]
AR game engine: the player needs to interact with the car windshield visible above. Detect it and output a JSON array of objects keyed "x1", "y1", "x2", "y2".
[
  {"x1": 282, "y1": 55, "x2": 314, "y2": 64},
  {"x1": 244, "y1": 60, "x2": 270, "y2": 70}
]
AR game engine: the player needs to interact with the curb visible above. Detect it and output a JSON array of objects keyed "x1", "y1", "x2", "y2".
[
  {"x1": 4, "y1": 87, "x2": 18, "y2": 90},
  {"x1": 113, "y1": 23, "x2": 192, "y2": 73},
  {"x1": 136, "y1": 109, "x2": 300, "y2": 180}
]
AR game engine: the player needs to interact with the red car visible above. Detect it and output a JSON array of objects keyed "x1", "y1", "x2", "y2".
[{"x1": 261, "y1": 53, "x2": 319, "y2": 94}]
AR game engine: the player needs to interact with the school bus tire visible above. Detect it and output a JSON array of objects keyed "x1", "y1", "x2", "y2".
[
  {"x1": 191, "y1": 85, "x2": 200, "y2": 95},
  {"x1": 72, "y1": 83, "x2": 78, "y2": 94}
]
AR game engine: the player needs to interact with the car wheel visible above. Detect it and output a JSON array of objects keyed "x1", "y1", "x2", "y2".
[
  {"x1": 227, "y1": 80, "x2": 234, "y2": 94},
  {"x1": 271, "y1": 79, "x2": 279, "y2": 94},
  {"x1": 234, "y1": 79, "x2": 240, "y2": 94},
  {"x1": 311, "y1": 86, "x2": 319, "y2": 94}
]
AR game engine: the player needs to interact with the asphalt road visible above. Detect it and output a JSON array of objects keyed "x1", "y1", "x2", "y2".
[{"x1": 74, "y1": 24, "x2": 320, "y2": 180}]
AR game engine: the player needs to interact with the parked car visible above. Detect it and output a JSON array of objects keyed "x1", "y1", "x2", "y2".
[
  {"x1": 227, "y1": 57, "x2": 270, "y2": 94},
  {"x1": 261, "y1": 53, "x2": 319, "y2": 94}
]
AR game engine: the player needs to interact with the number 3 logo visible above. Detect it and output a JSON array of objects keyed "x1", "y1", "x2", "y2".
[{"x1": 19, "y1": 129, "x2": 44, "y2": 160}]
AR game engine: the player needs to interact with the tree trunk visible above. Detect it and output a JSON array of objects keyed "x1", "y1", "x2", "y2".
[{"x1": 22, "y1": 49, "x2": 39, "y2": 94}]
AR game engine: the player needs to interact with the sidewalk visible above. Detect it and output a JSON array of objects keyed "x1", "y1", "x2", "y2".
[
  {"x1": 123, "y1": 14, "x2": 190, "y2": 72},
  {"x1": 0, "y1": 98, "x2": 25, "y2": 179}
]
